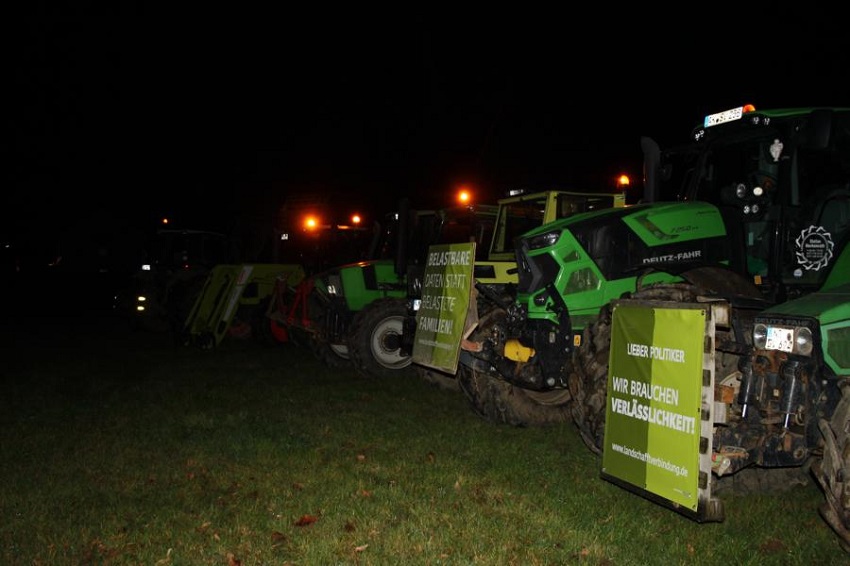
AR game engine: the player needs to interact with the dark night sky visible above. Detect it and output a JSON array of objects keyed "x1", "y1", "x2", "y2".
[{"x1": 6, "y1": 5, "x2": 850, "y2": 255}]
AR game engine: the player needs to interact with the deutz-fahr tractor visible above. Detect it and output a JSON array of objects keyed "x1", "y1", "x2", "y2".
[
  {"x1": 302, "y1": 199, "x2": 500, "y2": 378},
  {"x1": 404, "y1": 188, "x2": 626, "y2": 389},
  {"x1": 455, "y1": 105, "x2": 850, "y2": 547}
]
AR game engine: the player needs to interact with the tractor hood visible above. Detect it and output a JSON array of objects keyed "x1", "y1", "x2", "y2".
[
  {"x1": 761, "y1": 282, "x2": 850, "y2": 375},
  {"x1": 763, "y1": 282, "x2": 850, "y2": 327}
]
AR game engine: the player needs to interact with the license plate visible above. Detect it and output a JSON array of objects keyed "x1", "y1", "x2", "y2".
[
  {"x1": 704, "y1": 106, "x2": 744, "y2": 128},
  {"x1": 764, "y1": 326, "x2": 793, "y2": 353}
]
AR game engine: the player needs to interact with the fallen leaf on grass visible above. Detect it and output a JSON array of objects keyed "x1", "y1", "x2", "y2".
[
  {"x1": 271, "y1": 531, "x2": 287, "y2": 543},
  {"x1": 356, "y1": 454, "x2": 367, "y2": 461},
  {"x1": 344, "y1": 521, "x2": 356, "y2": 532},
  {"x1": 195, "y1": 521, "x2": 212, "y2": 534},
  {"x1": 426, "y1": 451, "x2": 436, "y2": 463},
  {"x1": 295, "y1": 514, "x2": 319, "y2": 527},
  {"x1": 226, "y1": 552, "x2": 242, "y2": 566},
  {"x1": 359, "y1": 489, "x2": 372, "y2": 497},
  {"x1": 354, "y1": 544, "x2": 369, "y2": 552}
]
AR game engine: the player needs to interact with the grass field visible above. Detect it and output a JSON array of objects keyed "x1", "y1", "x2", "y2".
[{"x1": 1, "y1": 313, "x2": 847, "y2": 565}]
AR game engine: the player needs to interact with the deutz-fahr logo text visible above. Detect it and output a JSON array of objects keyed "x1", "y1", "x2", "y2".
[
  {"x1": 641, "y1": 250, "x2": 702, "y2": 265},
  {"x1": 795, "y1": 225, "x2": 834, "y2": 271}
]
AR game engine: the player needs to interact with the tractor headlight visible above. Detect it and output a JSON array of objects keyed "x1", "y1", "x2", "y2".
[
  {"x1": 795, "y1": 327, "x2": 813, "y2": 356},
  {"x1": 527, "y1": 230, "x2": 561, "y2": 250},
  {"x1": 753, "y1": 323, "x2": 768, "y2": 349}
]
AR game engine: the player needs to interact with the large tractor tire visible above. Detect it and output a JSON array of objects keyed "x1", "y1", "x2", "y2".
[
  {"x1": 457, "y1": 307, "x2": 572, "y2": 426},
  {"x1": 814, "y1": 380, "x2": 850, "y2": 551},
  {"x1": 348, "y1": 298, "x2": 415, "y2": 379},
  {"x1": 303, "y1": 288, "x2": 352, "y2": 368}
]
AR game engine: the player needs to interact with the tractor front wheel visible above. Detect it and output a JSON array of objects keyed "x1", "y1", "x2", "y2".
[
  {"x1": 814, "y1": 380, "x2": 850, "y2": 552},
  {"x1": 349, "y1": 298, "x2": 415, "y2": 379},
  {"x1": 456, "y1": 306, "x2": 572, "y2": 426}
]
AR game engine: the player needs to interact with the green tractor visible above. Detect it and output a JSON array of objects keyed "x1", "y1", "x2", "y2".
[
  {"x1": 301, "y1": 199, "x2": 500, "y2": 377},
  {"x1": 404, "y1": 188, "x2": 626, "y2": 389},
  {"x1": 742, "y1": 253, "x2": 850, "y2": 547},
  {"x1": 453, "y1": 106, "x2": 850, "y2": 548}
]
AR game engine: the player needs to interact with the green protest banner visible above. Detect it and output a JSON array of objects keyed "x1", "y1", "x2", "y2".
[
  {"x1": 411, "y1": 242, "x2": 476, "y2": 374},
  {"x1": 602, "y1": 302, "x2": 707, "y2": 512}
]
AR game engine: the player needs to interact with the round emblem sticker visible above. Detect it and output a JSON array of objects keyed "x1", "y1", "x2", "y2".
[{"x1": 795, "y1": 225, "x2": 834, "y2": 271}]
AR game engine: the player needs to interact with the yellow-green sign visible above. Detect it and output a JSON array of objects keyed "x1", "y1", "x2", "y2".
[
  {"x1": 602, "y1": 302, "x2": 706, "y2": 511},
  {"x1": 411, "y1": 242, "x2": 476, "y2": 374}
]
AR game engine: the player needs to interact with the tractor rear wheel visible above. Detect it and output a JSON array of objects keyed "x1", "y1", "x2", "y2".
[{"x1": 304, "y1": 288, "x2": 351, "y2": 368}]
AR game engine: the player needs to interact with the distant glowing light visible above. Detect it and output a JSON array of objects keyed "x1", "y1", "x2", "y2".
[
  {"x1": 351, "y1": 214, "x2": 361, "y2": 225},
  {"x1": 457, "y1": 188, "x2": 472, "y2": 204},
  {"x1": 616, "y1": 174, "x2": 631, "y2": 189}
]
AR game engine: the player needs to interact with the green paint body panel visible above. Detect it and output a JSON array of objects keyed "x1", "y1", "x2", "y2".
[{"x1": 338, "y1": 260, "x2": 406, "y2": 311}]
